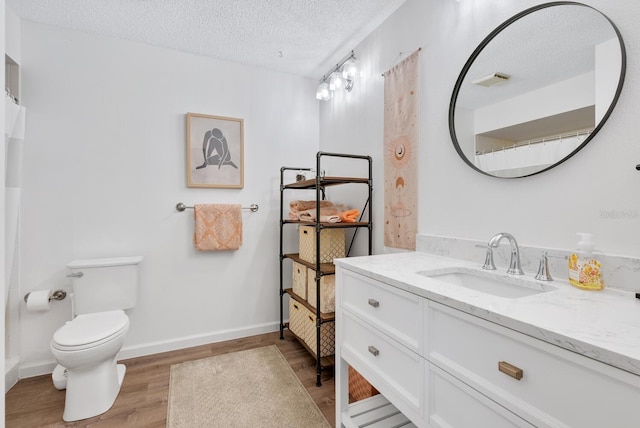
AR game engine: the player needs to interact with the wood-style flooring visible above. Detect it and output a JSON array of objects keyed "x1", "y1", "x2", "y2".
[{"x1": 5, "y1": 331, "x2": 335, "y2": 427}]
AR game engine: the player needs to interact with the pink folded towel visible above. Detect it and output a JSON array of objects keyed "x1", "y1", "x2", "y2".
[
  {"x1": 296, "y1": 205, "x2": 346, "y2": 222},
  {"x1": 290, "y1": 200, "x2": 334, "y2": 212},
  {"x1": 299, "y1": 213, "x2": 341, "y2": 223},
  {"x1": 289, "y1": 200, "x2": 337, "y2": 220},
  {"x1": 193, "y1": 204, "x2": 242, "y2": 251}
]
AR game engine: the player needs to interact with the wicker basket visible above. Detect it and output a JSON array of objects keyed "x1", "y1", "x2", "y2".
[
  {"x1": 307, "y1": 270, "x2": 335, "y2": 313},
  {"x1": 292, "y1": 261, "x2": 307, "y2": 299},
  {"x1": 349, "y1": 365, "x2": 379, "y2": 402},
  {"x1": 299, "y1": 304, "x2": 335, "y2": 357},
  {"x1": 288, "y1": 299, "x2": 307, "y2": 340},
  {"x1": 298, "y1": 226, "x2": 345, "y2": 264}
]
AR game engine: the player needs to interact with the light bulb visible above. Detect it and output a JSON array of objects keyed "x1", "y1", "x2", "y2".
[
  {"x1": 341, "y1": 58, "x2": 358, "y2": 81},
  {"x1": 329, "y1": 73, "x2": 344, "y2": 90},
  {"x1": 316, "y1": 81, "x2": 333, "y2": 101}
]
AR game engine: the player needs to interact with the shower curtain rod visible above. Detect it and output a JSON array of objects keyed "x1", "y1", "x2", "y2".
[{"x1": 477, "y1": 130, "x2": 592, "y2": 155}]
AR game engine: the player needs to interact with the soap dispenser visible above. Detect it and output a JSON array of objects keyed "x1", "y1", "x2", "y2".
[{"x1": 568, "y1": 233, "x2": 604, "y2": 290}]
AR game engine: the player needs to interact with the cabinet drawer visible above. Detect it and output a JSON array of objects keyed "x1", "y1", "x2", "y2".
[
  {"x1": 427, "y1": 362, "x2": 534, "y2": 428},
  {"x1": 428, "y1": 302, "x2": 640, "y2": 428},
  {"x1": 342, "y1": 312, "x2": 423, "y2": 417},
  {"x1": 342, "y1": 269, "x2": 423, "y2": 353}
]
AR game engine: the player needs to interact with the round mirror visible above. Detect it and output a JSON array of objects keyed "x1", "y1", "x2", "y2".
[{"x1": 449, "y1": 2, "x2": 626, "y2": 178}]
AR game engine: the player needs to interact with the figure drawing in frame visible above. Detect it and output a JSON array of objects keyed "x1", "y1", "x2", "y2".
[
  {"x1": 186, "y1": 113, "x2": 244, "y2": 188},
  {"x1": 196, "y1": 127, "x2": 238, "y2": 170}
]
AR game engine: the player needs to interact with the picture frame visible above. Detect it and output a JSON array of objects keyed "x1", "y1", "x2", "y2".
[{"x1": 186, "y1": 112, "x2": 244, "y2": 188}]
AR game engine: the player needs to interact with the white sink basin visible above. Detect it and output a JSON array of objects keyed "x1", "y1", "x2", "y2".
[{"x1": 417, "y1": 267, "x2": 558, "y2": 298}]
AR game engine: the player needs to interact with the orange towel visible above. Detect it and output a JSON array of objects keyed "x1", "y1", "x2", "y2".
[
  {"x1": 339, "y1": 209, "x2": 360, "y2": 223},
  {"x1": 193, "y1": 204, "x2": 242, "y2": 251}
]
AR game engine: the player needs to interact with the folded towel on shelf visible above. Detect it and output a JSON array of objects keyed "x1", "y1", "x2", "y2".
[
  {"x1": 289, "y1": 200, "x2": 334, "y2": 213},
  {"x1": 296, "y1": 205, "x2": 346, "y2": 222},
  {"x1": 193, "y1": 204, "x2": 242, "y2": 251},
  {"x1": 290, "y1": 205, "x2": 336, "y2": 220},
  {"x1": 339, "y1": 209, "x2": 360, "y2": 223},
  {"x1": 298, "y1": 213, "x2": 341, "y2": 223}
]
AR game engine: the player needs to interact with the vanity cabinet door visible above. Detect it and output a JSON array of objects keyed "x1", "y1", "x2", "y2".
[
  {"x1": 428, "y1": 301, "x2": 640, "y2": 428},
  {"x1": 427, "y1": 361, "x2": 534, "y2": 428}
]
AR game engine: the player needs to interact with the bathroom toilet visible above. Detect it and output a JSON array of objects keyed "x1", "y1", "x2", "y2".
[{"x1": 50, "y1": 256, "x2": 143, "y2": 422}]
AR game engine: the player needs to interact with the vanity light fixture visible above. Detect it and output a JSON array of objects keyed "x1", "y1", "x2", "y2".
[
  {"x1": 315, "y1": 80, "x2": 333, "y2": 101},
  {"x1": 316, "y1": 50, "x2": 359, "y2": 101},
  {"x1": 473, "y1": 72, "x2": 511, "y2": 87}
]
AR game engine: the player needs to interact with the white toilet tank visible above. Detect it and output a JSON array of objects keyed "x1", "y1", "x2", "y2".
[{"x1": 66, "y1": 256, "x2": 143, "y2": 315}]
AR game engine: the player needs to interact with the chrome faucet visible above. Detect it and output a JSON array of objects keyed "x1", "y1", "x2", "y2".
[{"x1": 486, "y1": 232, "x2": 524, "y2": 275}]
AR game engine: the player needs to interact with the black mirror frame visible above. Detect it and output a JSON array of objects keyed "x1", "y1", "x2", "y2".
[{"x1": 448, "y1": 1, "x2": 626, "y2": 179}]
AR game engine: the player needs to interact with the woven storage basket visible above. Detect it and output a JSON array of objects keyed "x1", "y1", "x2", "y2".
[
  {"x1": 288, "y1": 299, "x2": 307, "y2": 340},
  {"x1": 298, "y1": 226, "x2": 345, "y2": 264},
  {"x1": 349, "y1": 365, "x2": 380, "y2": 402},
  {"x1": 299, "y1": 304, "x2": 335, "y2": 357},
  {"x1": 292, "y1": 261, "x2": 308, "y2": 299},
  {"x1": 306, "y1": 269, "x2": 335, "y2": 313}
]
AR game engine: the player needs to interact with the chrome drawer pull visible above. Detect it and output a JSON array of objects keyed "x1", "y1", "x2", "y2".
[
  {"x1": 368, "y1": 345, "x2": 380, "y2": 357},
  {"x1": 368, "y1": 298, "x2": 380, "y2": 308},
  {"x1": 498, "y1": 361, "x2": 523, "y2": 380}
]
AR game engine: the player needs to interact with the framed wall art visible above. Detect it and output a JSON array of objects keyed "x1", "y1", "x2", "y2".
[{"x1": 186, "y1": 112, "x2": 244, "y2": 188}]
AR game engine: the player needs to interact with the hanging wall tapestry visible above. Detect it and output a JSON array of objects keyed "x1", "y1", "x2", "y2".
[
  {"x1": 186, "y1": 113, "x2": 244, "y2": 188},
  {"x1": 383, "y1": 50, "x2": 420, "y2": 250}
]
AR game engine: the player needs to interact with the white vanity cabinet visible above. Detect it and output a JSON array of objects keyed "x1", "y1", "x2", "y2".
[
  {"x1": 337, "y1": 268, "x2": 425, "y2": 425},
  {"x1": 336, "y1": 266, "x2": 640, "y2": 428}
]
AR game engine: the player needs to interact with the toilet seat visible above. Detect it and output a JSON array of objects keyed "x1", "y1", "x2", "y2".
[{"x1": 52, "y1": 310, "x2": 129, "y2": 351}]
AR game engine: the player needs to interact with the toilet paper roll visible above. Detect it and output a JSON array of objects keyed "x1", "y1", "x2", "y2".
[{"x1": 26, "y1": 290, "x2": 52, "y2": 312}]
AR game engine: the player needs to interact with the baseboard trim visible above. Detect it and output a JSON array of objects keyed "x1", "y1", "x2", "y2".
[
  {"x1": 119, "y1": 321, "x2": 280, "y2": 360},
  {"x1": 5, "y1": 357, "x2": 20, "y2": 392},
  {"x1": 17, "y1": 321, "x2": 280, "y2": 379}
]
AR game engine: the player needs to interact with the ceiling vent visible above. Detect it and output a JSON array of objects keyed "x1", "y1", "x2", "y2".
[{"x1": 472, "y1": 72, "x2": 511, "y2": 87}]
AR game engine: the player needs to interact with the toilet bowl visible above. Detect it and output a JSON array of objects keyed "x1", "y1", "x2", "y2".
[
  {"x1": 53, "y1": 256, "x2": 142, "y2": 421},
  {"x1": 50, "y1": 310, "x2": 130, "y2": 422}
]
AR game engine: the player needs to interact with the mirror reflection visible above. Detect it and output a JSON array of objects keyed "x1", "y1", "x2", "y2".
[{"x1": 449, "y1": 2, "x2": 625, "y2": 178}]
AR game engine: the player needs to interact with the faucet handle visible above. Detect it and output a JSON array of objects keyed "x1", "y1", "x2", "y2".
[
  {"x1": 476, "y1": 245, "x2": 496, "y2": 270},
  {"x1": 535, "y1": 252, "x2": 553, "y2": 281}
]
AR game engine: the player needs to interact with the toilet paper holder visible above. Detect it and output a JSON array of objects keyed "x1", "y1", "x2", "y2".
[{"x1": 23, "y1": 289, "x2": 67, "y2": 303}]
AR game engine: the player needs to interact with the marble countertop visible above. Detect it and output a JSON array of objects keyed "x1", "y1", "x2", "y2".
[{"x1": 335, "y1": 252, "x2": 640, "y2": 377}]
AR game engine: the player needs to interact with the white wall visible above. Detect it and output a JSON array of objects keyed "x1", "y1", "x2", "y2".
[
  {"x1": 596, "y1": 37, "x2": 622, "y2": 123},
  {"x1": 320, "y1": 0, "x2": 640, "y2": 258},
  {"x1": 18, "y1": 21, "x2": 319, "y2": 374},
  {"x1": 474, "y1": 72, "x2": 595, "y2": 135},
  {"x1": 4, "y1": 3, "x2": 19, "y2": 63},
  {"x1": 2, "y1": 0, "x2": 7, "y2": 405}
]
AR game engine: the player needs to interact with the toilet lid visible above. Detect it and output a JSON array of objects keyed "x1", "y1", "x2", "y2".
[{"x1": 53, "y1": 310, "x2": 129, "y2": 347}]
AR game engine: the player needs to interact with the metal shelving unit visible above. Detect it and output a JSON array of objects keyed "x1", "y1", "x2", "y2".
[{"x1": 279, "y1": 151, "x2": 373, "y2": 386}]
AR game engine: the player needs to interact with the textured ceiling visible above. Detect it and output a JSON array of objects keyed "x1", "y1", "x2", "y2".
[{"x1": 6, "y1": 0, "x2": 406, "y2": 78}]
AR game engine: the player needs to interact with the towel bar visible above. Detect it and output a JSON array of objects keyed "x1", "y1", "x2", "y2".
[{"x1": 175, "y1": 202, "x2": 259, "y2": 212}]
